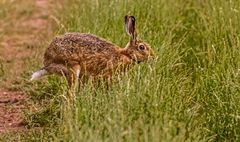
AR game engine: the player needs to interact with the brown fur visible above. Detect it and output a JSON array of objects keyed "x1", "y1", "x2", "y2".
[{"x1": 34, "y1": 16, "x2": 155, "y2": 87}]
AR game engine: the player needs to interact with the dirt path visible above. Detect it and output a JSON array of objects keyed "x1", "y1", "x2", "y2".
[
  {"x1": 0, "y1": 91, "x2": 28, "y2": 133},
  {"x1": 0, "y1": 0, "x2": 55, "y2": 134}
]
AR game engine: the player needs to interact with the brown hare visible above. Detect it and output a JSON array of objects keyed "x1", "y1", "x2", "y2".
[{"x1": 31, "y1": 15, "x2": 154, "y2": 88}]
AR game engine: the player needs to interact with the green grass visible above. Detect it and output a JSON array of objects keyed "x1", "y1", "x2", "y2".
[{"x1": 11, "y1": 0, "x2": 240, "y2": 141}]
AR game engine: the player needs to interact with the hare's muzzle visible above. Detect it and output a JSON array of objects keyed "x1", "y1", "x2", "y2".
[{"x1": 148, "y1": 48, "x2": 155, "y2": 59}]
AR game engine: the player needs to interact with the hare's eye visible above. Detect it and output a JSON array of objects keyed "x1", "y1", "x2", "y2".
[{"x1": 139, "y1": 45, "x2": 145, "y2": 50}]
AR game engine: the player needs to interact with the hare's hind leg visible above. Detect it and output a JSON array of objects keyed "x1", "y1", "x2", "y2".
[
  {"x1": 44, "y1": 63, "x2": 80, "y2": 89},
  {"x1": 44, "y1": 63, "x2": 70, "y2": 84},
  {"x1": 68, "y1": 64, "x2": 80, "y2": 89},
  {"x1": 45, "y1": 63, "x2": 69, "y2": 76}
]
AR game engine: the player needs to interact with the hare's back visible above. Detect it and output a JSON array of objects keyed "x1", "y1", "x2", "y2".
[{"x1": 44, "y1": 33, "x2": 120, "y2": 65}]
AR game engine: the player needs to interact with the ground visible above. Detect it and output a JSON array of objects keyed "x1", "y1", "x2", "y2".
[
  {"x1": 0, "y1": 0, "x2": 55, "y2": 134},
  {"x1": 0, "y1": 91, "x2": 28, "y2": 133}
]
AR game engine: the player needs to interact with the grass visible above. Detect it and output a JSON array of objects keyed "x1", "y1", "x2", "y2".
[
  {"x1": 2, "y1": 0, "x2": 240, "y2": 141},
  {"x1": 0, "y1": 0, "x2": 39, "y2": 90},
  {"x1": 0, "y1": 0, "x2": 35, "y2": 37}
]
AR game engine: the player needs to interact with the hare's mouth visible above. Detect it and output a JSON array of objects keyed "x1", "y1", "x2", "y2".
[{"x1": 132, "y1": 58, "x2": 141, "y2": 64}]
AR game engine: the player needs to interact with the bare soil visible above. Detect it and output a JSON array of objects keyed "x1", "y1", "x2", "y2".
[
  {"x1": 0, "y1": 91, "x2": 28, "y2": 133},
  {"x1": 0, "y1": 0, "x2": 55, "y2": 134}
]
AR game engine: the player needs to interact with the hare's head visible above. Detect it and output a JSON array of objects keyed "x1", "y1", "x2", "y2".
[{"x1": 124, "y1": 15, "x2": 154, "y2": 63}]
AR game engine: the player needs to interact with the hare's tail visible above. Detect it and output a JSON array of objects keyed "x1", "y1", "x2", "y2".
[{"x1": 30, "y1": 69, "x2": 48, "y2": 81}]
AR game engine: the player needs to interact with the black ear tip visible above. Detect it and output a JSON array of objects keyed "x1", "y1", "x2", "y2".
[
  {"x1": 130, "y1": 16, "x2": 135, "y2": 21},
  {"x1": 124, "y1": 15, "x2": 135, "y2": 21},
  {"x1": 124, "y1": 15, "x2": 129, "y2": 23}
]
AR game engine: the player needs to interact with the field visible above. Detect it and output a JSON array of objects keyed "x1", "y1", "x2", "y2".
[{"x1": 1, "y1": 0, "x2": 240, "y2": 141}]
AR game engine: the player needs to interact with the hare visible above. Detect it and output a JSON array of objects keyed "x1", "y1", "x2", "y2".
[{"x1": 31, "y1": 15, "x2": 154, "y2": 88}]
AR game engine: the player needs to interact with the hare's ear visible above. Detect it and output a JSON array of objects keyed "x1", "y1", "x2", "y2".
[{"x1": 125, "y1": 15, "x2": 137, "y2": 45}]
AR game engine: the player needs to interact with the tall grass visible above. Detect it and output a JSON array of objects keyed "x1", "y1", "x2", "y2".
[{"x1": 24, "y1": 0, "x2": 240, "y2": 141}]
